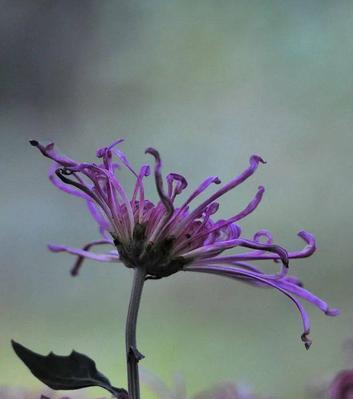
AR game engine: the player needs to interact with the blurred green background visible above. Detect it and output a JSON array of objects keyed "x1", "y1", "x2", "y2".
[{"x1": 1, "y1": 1, "x2": 352, "y2": 398}]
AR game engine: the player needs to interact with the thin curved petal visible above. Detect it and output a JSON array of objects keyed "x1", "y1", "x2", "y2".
[
  {"x1": 48, "y1": 163, "x2": 93, "y2": 201},
  {"x1": 182, "y1": 238, "x2": 289, "y2": 267},
  {"x1": 167, "y1": 173, "x2": 188, "y2": 201},
  {"x1": 48, "y1": 243, "x2": 119, "y2": 262},
  {"x1": 204, "y1": 231, "x2": 315, "y2": 263},
  {"x1": 30, "y1": 140, "x2": 77, "y2": 167},
  {"x1": 86, "y1": 200, "x2": 113, "y2": 238},
  {"x1": 184, "y1": 264, "x2": 312, "y2": 348},
  {"x1": 180, "y1": 155, "x2": 265, "y2": 230},
  {"x1": 145, "y1": 147, "x2": 174, "y2": 217},
  {"x1": 185, "y1": 186, "x2": 265, "y2": 244},
  {"x1": 180, "y1": 176, "x2": 221, "y2": 208}
]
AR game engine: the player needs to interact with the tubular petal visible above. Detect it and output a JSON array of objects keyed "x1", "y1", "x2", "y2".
[
  {"x1": 132, "y1": 165, "x2": 151, "y2": 202},
  {"x1": 275, "y1": 279, "x2": 340, "y2": 316},
  {"x1": 96, "y1": 139, "x2": 124, "y2": 157},
  {"x1": 180, "y1": 176, "x2": 221, "y2": 208},
  {"x1": 187, "y1": 186, "x2": 265, "y2": 244},
  {"x1": 167, "y1": 173, "x2": 188, "y2": 200},
  {"x1": 206, "y1": 231, "x2": 316, "y2": 263},
  {"x1": 67, "y1": 240, "x2": 116, "y2": 276},
  {"x1": 185, "y1": 156, "x2": 265, "y2": 221},
  {"x1": 185, "y1": 264, "x2": 312, "y2": 348},
  {"x1": 55, "y1": 168, "x2": 97, "y2": 202},
  {"x1": 145, "y1": 147, "x2": 174, "y2": 217},
  {"x1": 30, "y1": 140, "x2": 77, "y2": 167},
  {"x1": 86, "y1": 200, "x2": 112, "y2": 237},
  {"x1": 160, "y1": 176, "x2": 221, "y2": 237},
  {"x1": 253, "y1": 229, "x2": 273, "y2": 244},
  {"x1": 48, "y1": 243, "x2": 119, "y2": 263},
  {"x1": 112, "y1": 147, "x2": 138, "y2": 177},
  {"x1": 182, "y1": 238, "x2": 288, "y2": 268},
  {"x1": 48, "y1": 163, "x2": 92, "y2": 201}
]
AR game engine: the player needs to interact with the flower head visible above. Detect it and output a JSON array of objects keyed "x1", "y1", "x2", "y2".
[{"x1": 31, "y1": 139, "x2": 339, "y2": 348}]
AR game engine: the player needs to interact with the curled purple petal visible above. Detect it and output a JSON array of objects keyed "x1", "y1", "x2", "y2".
[
  {"x1": 181, "y1": 176, "x2": 221, "y2": 208},
  {"x1": 235, "y1": 238, "x2": 289, "y2": 267},
  {"x1": 132, "y1": 165, "x2": 151, "y2": 200},
  {"x1": 174, "y1": 156, "x2": 265, "y2": 238},
  {"x1": 55, "y1": 168, "x2": 97, "y2": 202},
  {"x1": 48, "y1": 163, "x2": 93, "y2": 201},
  {"x1": 160, "y1": 176, "x2": 221, "y2": 237},
  {"x1": 96, "y1": 139, "x2": 124, "y2": 157},
  {"x1": 48, "y1": 243, "x2": 119, "y2": 263},
  {"x1": 185, "y1": 264, "x2": 312, "y2": 348},
  {"x1": 209, "y1": 231, "x2": 316, "y2": 263},
  {"x1": 30, "y1": 140, "x2": 77, "y2": 167},
  {"x1": 253, "y1": 229, "x2": 273, "y2": 244},
  {"x1": 182, "y1": 238, "x2": 289, "y2": 269},
  {"x1": 86, "y1": 200, "x2": 113, "y2": 237},
  {"x1": 205, "y1": 202, "x2": 219, "y2": 216},
  {"x1": 291, "y1": 230, "x2": 316, "y2": 258},
  {"x1": 69, "y1": 240, "x2": 116, "y2": 276},
  {"x1": 167, "y1": 173, "x2": 188, "y2": 200},
  {"x1": 189, "y1": 186, "x2": 265, "y2": 243},
  {"x1": 275, "y1": 279, "x2": 340, "y2": 316},
  {"x1": 112, "y1": 144, "x2": 138, "y2": 176},
  {"x1": 185, "y1": 155, "x2": 265, "y2": 221},
  {"x1": 145, "y1": 147, "x2": 174, "y2": 217}
]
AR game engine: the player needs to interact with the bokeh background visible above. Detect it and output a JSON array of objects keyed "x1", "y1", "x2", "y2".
[{"x1": 1, "y1": 1, "x2": 352, "y2": 398}]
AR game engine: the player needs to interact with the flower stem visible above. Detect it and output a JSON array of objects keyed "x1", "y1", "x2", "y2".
[{"x1": 125, "y1": 267, "x2": 146, "y2": 399}]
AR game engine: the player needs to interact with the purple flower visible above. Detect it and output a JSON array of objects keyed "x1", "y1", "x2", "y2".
[
  {"x1": 31, "y1": 139, "x2": 339, "y2": 348},
  {"x1": 329, "y1": 370, "x2": 353, "y2": 399}
]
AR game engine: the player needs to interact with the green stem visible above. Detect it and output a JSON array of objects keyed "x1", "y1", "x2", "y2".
[{"x1": 125, "y1": 267, "x2": 146, "y2": 399}]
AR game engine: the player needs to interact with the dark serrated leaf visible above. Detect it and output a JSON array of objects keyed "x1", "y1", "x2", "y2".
[{"x1": 12, "y1": 340, "x2": 128, "y2": 399}]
